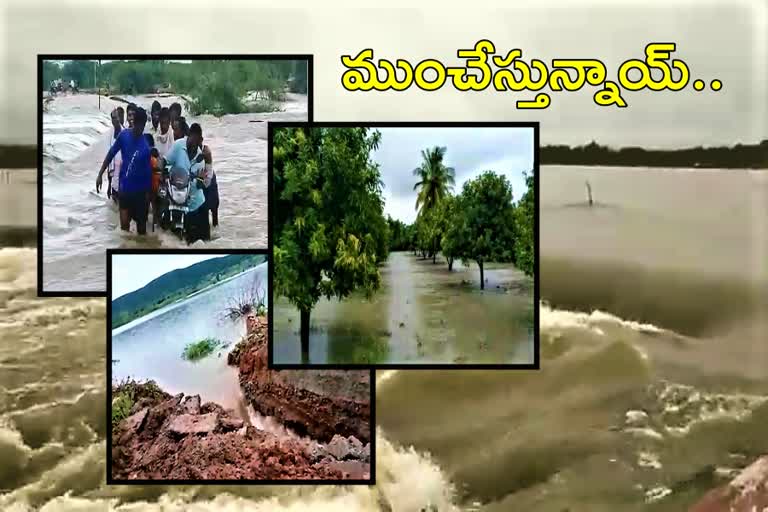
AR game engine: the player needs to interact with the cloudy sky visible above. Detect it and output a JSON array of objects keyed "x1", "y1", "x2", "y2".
[
  {"x1": 2, "y1": 1, "x2": 765, "y2": 148},
  {"x1": 111, "y1": 254, "x2": 223, "y2": 299},
  {"x1": 374, "y1": 127, "x2": 533, "y2": 224}
]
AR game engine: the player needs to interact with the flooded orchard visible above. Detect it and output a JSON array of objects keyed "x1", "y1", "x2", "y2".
[
  {"x1": 40, "y1": 92, "x2": 307, "y2": 292},
  {"x1": 273, "y1": 251, "x2": 535, "y2": 365}
]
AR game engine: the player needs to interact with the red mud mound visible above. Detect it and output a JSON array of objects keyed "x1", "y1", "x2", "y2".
[
  {"x1": 689, "y1": 456, "x2": 768, "y2": 512},
  {"x1": 229, "y1": 315, "x2": 372, "y2": 444},
  {"x1": 111, "y1": 388, "x2": 371, "y2": 480}
]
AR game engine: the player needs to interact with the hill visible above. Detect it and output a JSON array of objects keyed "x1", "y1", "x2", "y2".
[{"x1": 111, "y1": 254, "x2": 266, "y2": 329}]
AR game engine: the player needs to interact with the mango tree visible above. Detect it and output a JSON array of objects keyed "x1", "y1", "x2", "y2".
[
  {"x1": 455, "y1": 171, "x2": 517, "y2": 289},
  {"x1": 273, "y1": 127, "x2": 386, "y2": 360},
  {"x1": 514, "y1": 169, "x2": 535, "y2": 277}
]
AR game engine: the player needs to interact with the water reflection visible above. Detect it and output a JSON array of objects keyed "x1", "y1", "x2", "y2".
[
  {"x1": 112, "y1": 264, "x2": 267, "y2": 410},
  {"x1": 273, "y1": 252, "x2": 534, "y2": 364}
]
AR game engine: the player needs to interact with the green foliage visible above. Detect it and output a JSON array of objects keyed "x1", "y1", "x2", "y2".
[
  {"x1": 514, "y1": 169, "x2": 535, "y2": 277},
  {"x1": 111, "y1": 378, "x2": 166, "y2": 429},
  {"x1": 386, "y1": 215, "x2": 412, "y2": 251},
  {"x1": 457, "y1": 171, "x2": 516, "y2": 264},
  {"x1": 111, "y1": 254, "x2": 266, "y2": 329},
  {"x1": 413, "y1": 146, "x2": 456, "y2": 214},
  {"x1": 42, "y1": 59, "x2": 308, "y2": 116},
  {"x1": 112, "y1": 388, "x2": 134, "y2": 428},
  {"x1": 273, "y1": 127, "x2": 386, "y2": 316},
  {"x1": 43, "y1": 61, "x2": 63, "y2": 88},
  {"x1": 182, "y1": 337, "x2": 223, "y2": 361},
  {"x1": 290, "y1": 60, "x2": 309, "y2": 94}
]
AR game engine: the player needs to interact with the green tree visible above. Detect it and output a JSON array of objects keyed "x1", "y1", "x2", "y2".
[
  {"x1": 514, "y1": 169, "x2": 535, "y2": 277},
  {"x1": 273, "y1": 127, "x2": 386, "y2": 360},
  {"x1": 386, "y1": 216, "x2": 412, "y2": 252},
  {"x1": 436, "y1": 195, "x2": 461, "y2": 270},
  {"x1": 455, "y1": 171, "x2": 516, "y2": 290},
  {"x1": 413, "y1": 146, "x2": 456, "y2": 214},
  {"x1": 291, "y1": 60, "x2": 308, "y2": 94},
  {"x1": 61, "y1": 59, "x2": 96, "y2": 88},
  {"x1": 42, "y1": 61, "x2": 62, "y2": 90}
]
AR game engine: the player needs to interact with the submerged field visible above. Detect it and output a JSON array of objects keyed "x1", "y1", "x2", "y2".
[{"x1": 273, "y1": 252, "x2": 535, "y2": 365}]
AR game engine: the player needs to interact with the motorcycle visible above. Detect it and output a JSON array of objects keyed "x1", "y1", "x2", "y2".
[{"x1": 156, "y1": 165, "x2": 192, "y2": 239}]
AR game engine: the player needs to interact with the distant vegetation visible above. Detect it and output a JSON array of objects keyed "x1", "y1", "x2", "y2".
[
  {"x1": 0, "y1": 146, "x2": 36, "y2": 169},
  {"x1": 111, "y1": 378, "x2": 165, "y2": 428},
  {"x1": 541, "y1": 140, "x2": 768, "y2": 169},
  {"x1": 182, "y1": 338, "x2": 223, "y2": 361},
  {"x1": 42, "y1": 59, "x2": 308, "y2": 115},
  {"x1": 111, "y1": 254, "x2": 266, "y2": 329},
  {"x1": 395, "y1": 145, "x2": 533, "y2": 288}
]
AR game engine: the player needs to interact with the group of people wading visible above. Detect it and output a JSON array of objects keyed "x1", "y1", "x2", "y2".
[{"x1": 95, "y1": 100, "x2": 220, "y2": 244}]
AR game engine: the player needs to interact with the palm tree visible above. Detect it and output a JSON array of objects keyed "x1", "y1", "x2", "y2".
[{"x1": 412, "y1": 146, "x2": 456, "y2": 214}]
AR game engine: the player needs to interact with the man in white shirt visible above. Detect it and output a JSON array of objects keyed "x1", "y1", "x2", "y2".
[
  {"x1": 107, "y1": 107, "x2": 124, "y2": 202},
  {"x1": 154, "y1": 107, "x2": 174, "y2": 159}
]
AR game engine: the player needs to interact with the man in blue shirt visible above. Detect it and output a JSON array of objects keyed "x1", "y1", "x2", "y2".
[
  {"x1": 96, "y1": 107, "x2": 152, "y2": 235},
  {"x1": 161, "y1": 122, "x2": 213, "y2": 244}
]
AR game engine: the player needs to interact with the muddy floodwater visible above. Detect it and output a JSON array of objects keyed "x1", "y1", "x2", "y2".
[
  {"x1": 273, "y1": 251, "x2": 535, "y2": 365},
  {"x1": 3, "y1": 165, "x2": 768, "y2": 511},
  {"x1": 379, "y1": 165, "x2": 768, "y2": 512},
  {"x1": 111, "y1": 263, "x2": 267, "y2": 412},
  {"x1": 40, "y1": 92, "x2": 307, "y2": 292}
]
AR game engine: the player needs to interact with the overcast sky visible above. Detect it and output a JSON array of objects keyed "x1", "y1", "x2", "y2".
[
  {"x1": 111, "y1": 254, "x2": 223, "y2": 300},
  {"x1": 2, "y1": 2, "x2": 764, "y2": 147},
  {"x1": 375, "y1": 127, "x2": 533, "y2": 224}
]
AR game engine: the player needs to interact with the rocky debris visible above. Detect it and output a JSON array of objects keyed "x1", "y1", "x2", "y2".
[
  {"x1": 689, "y1": 455, "x2": 768, "y2": 512},
  {"x1": 317, "y1": 459, "x2": 370, "y2": 480},
  {"x1": 306, "y1": 442, "x2": 328, "y2": 463},
  {"x1": 230, "y1": 315, "x2": 371, "y2": 444},
  {"x1": 123, "y1": 408, "x2": 149, "y2": 435},
  {"x1": 326, "y1": 434, "x2": 367, "y2": 461},
  {"x1": 181, "y1": 395, "x2": 201, "y2": 415},
  {"x1": 220, "y1": 416, "x2": 244, "y2": 432},
  {"x1": 168, "y1": 413, "x2": 218, "y2": 437},
  {"x1": 112, "y1": 316, "x2": 372, "y2": 481},
  {"x1": 111, "y1": 383, "x2": 362, "y2": 481}
]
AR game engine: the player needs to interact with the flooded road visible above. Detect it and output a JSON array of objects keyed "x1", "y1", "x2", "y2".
[
  {"x1": 40, "y1": 92, "x2": 307, "y2": 292},
  {"x1": 112, "y1": 263, "x2": 267, "y2": 411},
  {"x1": 273, "y1": 251, "x2": 534, "y2": 365}
]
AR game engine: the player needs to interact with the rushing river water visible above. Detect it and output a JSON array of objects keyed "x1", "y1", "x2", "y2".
[
  {"x1": 2, "y1": 165, "x2": 768, "y2": 511},
  {"x1": 40, "y1": 92, "x2": 307, "y2": 292},
  {"x1": 273, "y1": 252, "x2": 535, "y2": 365},
  {"x1": 111, "y1": 264, "x2": 267, "y2": 412}
]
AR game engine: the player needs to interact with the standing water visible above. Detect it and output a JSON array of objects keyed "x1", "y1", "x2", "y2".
[
  {"x1": 40, "y1": 93, "x2": 308, "y2": 292},
  {"x1": 6, "y1": 166, "x2": 766, "y2": 510},
  {"x1": 273, "y1": 252, "x2": 534, "y2": 365},
  {"x1": 0, "y1": 169, "x2": 36, "y2": 246},
  {"x1": 111, "y1": 263, "x2": 267, "y2": 412}
]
